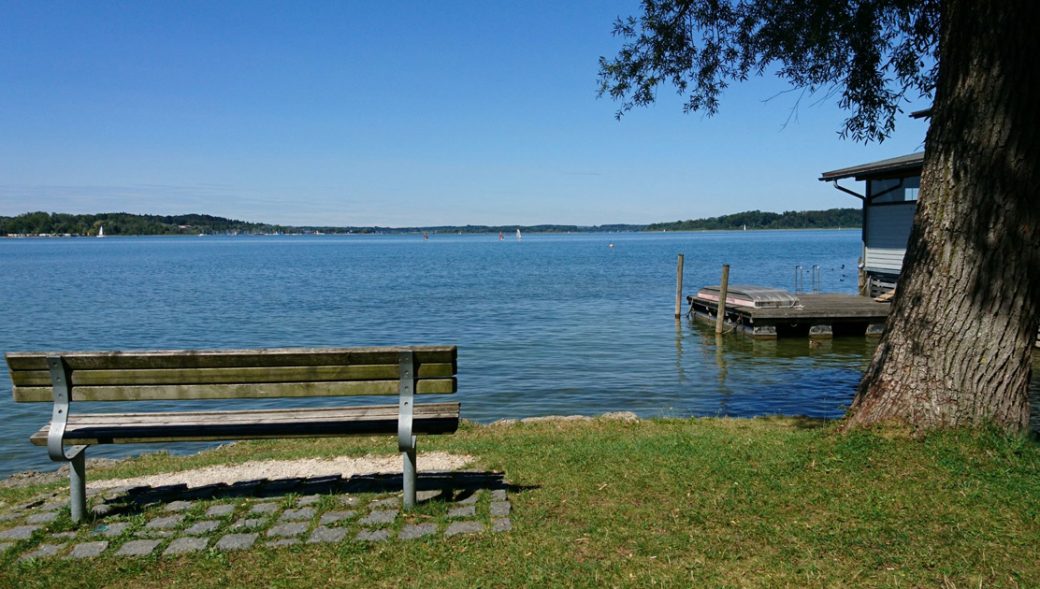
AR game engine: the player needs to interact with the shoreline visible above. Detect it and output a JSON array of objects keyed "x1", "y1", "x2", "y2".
[
  {"x1": 0, "y1": 412, "x2": 642, "y2": 488},
  {"x1": 3, "y1": 226, "x2": 862, "y2": 239}
]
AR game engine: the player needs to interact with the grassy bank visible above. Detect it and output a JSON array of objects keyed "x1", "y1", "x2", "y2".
[{"x1": 2, "y1": 417, "x2": 1039, "y2": 588}]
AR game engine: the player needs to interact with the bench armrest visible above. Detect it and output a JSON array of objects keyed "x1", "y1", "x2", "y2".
[
  {"x1": 45, "y1": 356, "x2": 85, "y2": 462},
  {"x1": 397, "y1": 351, "x2": 416, "y2": 452}
]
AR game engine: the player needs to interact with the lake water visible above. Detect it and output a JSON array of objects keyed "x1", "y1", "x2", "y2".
[{"x1": 1, "y1": 231, "x2": 1037, "y2": 478}]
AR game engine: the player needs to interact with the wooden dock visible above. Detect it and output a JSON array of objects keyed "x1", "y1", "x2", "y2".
[{"x1": 688, "y1": 292, "x2": 890, "y2": 339}]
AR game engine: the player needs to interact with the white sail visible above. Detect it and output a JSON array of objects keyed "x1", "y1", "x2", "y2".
[
  {"x1": 516, "y1": 228, "x2": 522, "y2": 240},
  {"x1": 98, "y1": 226, "x2": 105, "y2": 238}
]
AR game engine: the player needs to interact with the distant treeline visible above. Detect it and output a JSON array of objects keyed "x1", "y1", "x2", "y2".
[
  {"x1": 2, "y1": 208, "x2": 860, "y2": 236},
  {"x1": 646, "y1": 208, "x2": 860, "y2": 231},
  {"x1": 335, "y1": 223, "x2": 643, "y2": 234},
  {"x1": 0, "y1": 212, "x2": 291, "y2": 236}
]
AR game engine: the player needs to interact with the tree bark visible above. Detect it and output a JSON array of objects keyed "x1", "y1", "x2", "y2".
[{"x1": 844, "y1": 0, "x2": 1040, "y2": 432}]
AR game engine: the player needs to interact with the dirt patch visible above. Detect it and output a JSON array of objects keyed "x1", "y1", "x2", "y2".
[{"x1": 88, "y1": 452, "x2": 474, "y2": 490}]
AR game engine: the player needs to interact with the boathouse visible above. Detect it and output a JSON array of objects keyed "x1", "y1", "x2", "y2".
[{"x1": 820, "y1": 152, "x2": 923, "y2": 297}]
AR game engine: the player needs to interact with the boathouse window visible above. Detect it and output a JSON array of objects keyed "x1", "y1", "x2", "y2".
[{"x1": 868, "y1": 176, "x2": 919, "y2": 204}]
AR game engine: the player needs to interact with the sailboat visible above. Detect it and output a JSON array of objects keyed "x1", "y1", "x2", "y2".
[
  {"x1": 98, "y1": 226, "x2": 105, "y2": 238},
  {"x1": 515, "y1": 228, "x2": 522, "y2": 241}
]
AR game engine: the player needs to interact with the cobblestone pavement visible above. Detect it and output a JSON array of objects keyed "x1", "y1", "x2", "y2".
[{"x1": 0, "y1": 471, "x2": 514, "y2": 561}]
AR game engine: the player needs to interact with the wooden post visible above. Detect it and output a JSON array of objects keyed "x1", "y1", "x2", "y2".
[
  {"x1": 715, "y1": 264, "x2": 730, "y2": 334},
  {"x1": 674, "y1": 253, "x2": 685, "y2": 318}
]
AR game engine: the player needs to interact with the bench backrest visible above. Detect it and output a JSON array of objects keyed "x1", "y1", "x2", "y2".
[{"x1": 6, "y1": 346, "x2": 457, "y2": 402}]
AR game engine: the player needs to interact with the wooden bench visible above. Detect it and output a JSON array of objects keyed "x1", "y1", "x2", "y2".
[{"x1": 5, "y1": 345, "x2": 460, "y2": 524}]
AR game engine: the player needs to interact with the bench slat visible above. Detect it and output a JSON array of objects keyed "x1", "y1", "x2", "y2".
[
  {"x1": 5, "y1": 346, "x2": 456, "y2": 372},
  {"x1": 29, "y1": 402, "x2": 461, "y2": 445},
  {"x1": 12, "y1": 378, "x2": 457, "y2": 402},
  {"x1": 9, "y1": 362, "x2": 455, "y2": 388}
]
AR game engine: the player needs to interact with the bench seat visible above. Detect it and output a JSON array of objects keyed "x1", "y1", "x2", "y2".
[{"x1": 29, "y1": 402, "x2": 461, "y2": 445}]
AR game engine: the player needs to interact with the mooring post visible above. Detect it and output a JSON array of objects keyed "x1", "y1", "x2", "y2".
[
  {"x1": 715, "y1": 264, "x2": 730, "y2": 334},
  {"x1": 674, "y1": 253, "x2": 685, "y2": 318}
]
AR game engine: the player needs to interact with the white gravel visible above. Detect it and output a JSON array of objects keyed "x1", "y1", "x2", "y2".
[{"x1": 87, "y1": 452, "x2": 474, "y2": 490}]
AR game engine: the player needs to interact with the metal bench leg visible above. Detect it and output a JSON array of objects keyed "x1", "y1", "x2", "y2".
[
  {"x1": 398, "y1": 351, "x2": 417, "y2": 510},
  {"x1": 69, "y1": 449, "x2": 87, "y2": 523},
  {"x1": 402, "y1": 443, "x2": 417, "y2": 509}
]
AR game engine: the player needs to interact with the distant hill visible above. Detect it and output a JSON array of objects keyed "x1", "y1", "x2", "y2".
[
  {"x1": 1, "y1": 208, "x2": 860, "y2": 236},
  {"x1": 646, "y1": 208, "x2": 860, "y2": 231}
]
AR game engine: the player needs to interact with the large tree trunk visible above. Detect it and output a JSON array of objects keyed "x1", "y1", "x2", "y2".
[{"x1": 844, "y1": 0, "x2": 1040, "y2": 432}]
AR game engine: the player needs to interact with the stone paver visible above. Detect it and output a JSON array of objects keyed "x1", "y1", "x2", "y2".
[
  {"x1": 231, "y1": 518, "x2": 265, "y2": 530},
  {"x1": 279, "y1": 507, "x2": 315, "y2": 521},
  {"x1": 164, "y1": 536, "x2": 209, "y2": 556},
  {"x1": 267, "y1": 522, "x2": 308, "y2": 538},
  {"x1": 184, "y1": 520, "x2": 220, "y2": 535},
  {"x1": 22, "y1": 543, "x2": 64, "y2": 560},
  {"x1": 93, "y1": 522, "x2": 131, "y2": 537},
  {"x1": 447, "y1": 505, "x2": 476, "y2": 518},
  {"x1": 444, "y1": 521, "x2": 484, "y2": 537},
  {"x1": 206, "y1": 504, "x2": 236, "y2": 517},
  {"x1": 319, "y1": 511, "x2": 356, "y2": 525},
  {"x1": 416, "y1": 490, "x2": 443, "y2": 502},
  {"x1": 136, "y1": 529, "x2": 175, "y2": 539},
  {"x1": 399, "y1": 523, "x2": 438, "y2": 540},
  {"x1": 68, "y1": 541, "x2": 108, "y2": 559},
  {"x1": 215, "y1": 533, "x2": 258, "y2": 551},
  {"x1": 308, "y1": 527, "x2": 347, "y2": 544},
  {"x1": 102, "y1": 486, "x2": 131, "y2": 500},
  {"x1": 249, "y1": 503, "x2": 279, "y2": 515},
  {"x1": 356, "y1": 529, "x2": 390, "y2": 542},
  {"x1": 0, "y1": 483, "x2": 516, "y2": 561},
  {"x1": 146, "y1": 514, "x2": 185, "y2": 530},
  {"x1": 457, "y1": 492, "x2": 481, "y2": 505},
  {"x1": 26, "y1": 511, "x2": 59, "y2": 524},
  {"x1": 0, "y1": 525, "x2": 40, "y2": 540},
  {"x1": 116, "y1": 539, "x2": 161, "y2": 557},
  {"x1": 359, "y1": 510, "x2": 397, "y2": 526}
]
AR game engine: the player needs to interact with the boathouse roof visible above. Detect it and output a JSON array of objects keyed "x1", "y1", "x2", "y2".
[{"x1": 818, "y1": 152, "x2": 924, "y2": 181}]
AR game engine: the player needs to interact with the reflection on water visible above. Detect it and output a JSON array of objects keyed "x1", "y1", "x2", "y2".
[
  {"x1": 682, "y1": 320, "x2": 877, "y2": 420},
  {"x1": 688, "y1": 319, "x2": 1040, "y2": 433}
]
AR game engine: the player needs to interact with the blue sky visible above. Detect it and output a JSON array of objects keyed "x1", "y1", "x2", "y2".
[{"x1": 0, "y1": 1, "x2": 931, "y2": 226}]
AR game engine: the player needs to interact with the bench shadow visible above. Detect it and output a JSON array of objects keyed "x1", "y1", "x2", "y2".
[{"x1": 90, "y1": 471, "x2": 538, "y2": 519}]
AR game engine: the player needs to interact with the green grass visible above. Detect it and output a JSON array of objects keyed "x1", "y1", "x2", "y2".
[{"x1": 2, "y1": 417, "x2": 1039, "y2": 588}]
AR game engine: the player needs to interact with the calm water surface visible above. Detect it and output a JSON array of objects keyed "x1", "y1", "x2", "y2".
[{"x1": 1, "y1": 231, "x2": 1036, "y2": 477}]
